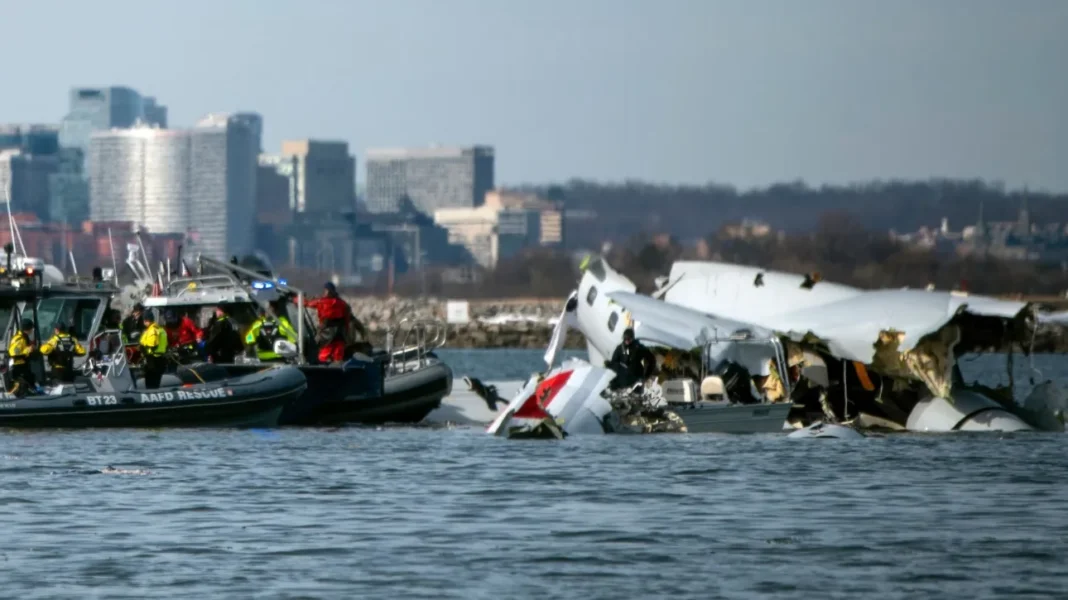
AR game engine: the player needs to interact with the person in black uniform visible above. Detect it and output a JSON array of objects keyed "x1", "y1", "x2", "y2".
[
  {"x1": 40, "y1": 323, "x2": 87, "y2": 383},
  {"x1": 606, "y1": 328, "x2": 657, "y2": 388},
  {"x1": 204, "y1": 306, "x2": 242, "y2": 364},
  {"x1": 121, "y1": 303, "x2": 146, "y2": 343}
]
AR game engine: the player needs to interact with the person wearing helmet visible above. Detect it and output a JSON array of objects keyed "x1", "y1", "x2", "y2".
[
  {"x1": 244, "y1": 304, "x2": 298, "y2": 362},
  {"x1": 41, "y1": 322, "x2": 87, "y2": 383},
  {"x1": 7, "y1": 317, "x2": 38, "y2": 394},
  {"x1": 606, "y1": 327, "x2": 656, "y2": 386}
]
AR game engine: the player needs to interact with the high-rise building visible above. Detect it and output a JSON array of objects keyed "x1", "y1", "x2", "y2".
[
  {"x1": 49, "y1": 148, "x2": 90, "y2": 225},
  {"x1": 88, "y1": 113, "x2": 260, "y2": 260},
  {"x1": 142, "y1": 97, "x2": 168, "y2": 129},
  {"x1": 60, "y1": 87, "x2": 157, "y2": 155},
  {"x1": 0, "y1": 124, "x2": 62, "y2": 221},
  {"x1": 189, "y1": 113, "x2": 260, "y2": 260},
  {"x1": 0, "y1": 149, "x2": 59, "y2": 221},
  {"x1": 365, "y1": 145, "x2": 494, "y2": 215},
  {"x1": 57, "y1": 86, "x2": 167, "y2": 225},
  {"x1": 0, "y1": 124, "x2": 60, "y2": 155},
  {"x1": 277, "y1": 140, "x2": 356, "y2": 214}
]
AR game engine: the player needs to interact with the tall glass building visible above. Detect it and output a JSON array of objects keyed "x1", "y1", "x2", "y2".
[{"x1": 88, "y1": 114, "x2": 260, "y2": 260}]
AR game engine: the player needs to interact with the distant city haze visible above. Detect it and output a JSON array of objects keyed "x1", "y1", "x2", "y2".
[{"x1": 4, "y1": 0, "x2": 1066, "y2": 190}]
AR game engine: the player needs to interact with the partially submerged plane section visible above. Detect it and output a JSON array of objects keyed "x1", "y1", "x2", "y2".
[{"x1": 487, "y1": 256, "x2": 1068, "y2": 439}]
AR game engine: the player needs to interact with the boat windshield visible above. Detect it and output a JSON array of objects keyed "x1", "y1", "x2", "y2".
[
  {"x1": 36, "y1": 297, "x2": 103, "y2": 342},
  {"x1": 0, "y1": 305, "x2": 12, "y2": 344}
]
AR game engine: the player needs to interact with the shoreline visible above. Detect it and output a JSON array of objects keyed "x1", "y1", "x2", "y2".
[
  {"x1": 346, "y1": 296, "x2": 1068, "y2": 352},
  {"x1": 348, "y1": 296, "x2": 586, "y2": 349}
]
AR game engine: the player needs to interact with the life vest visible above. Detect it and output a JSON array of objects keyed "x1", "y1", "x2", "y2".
[
  {"x1": 139, "y1": 323, "x2": 168, "y2": 357},
  {"x1": 47, "y1": 334, "x2": 78, "y2": 371}
]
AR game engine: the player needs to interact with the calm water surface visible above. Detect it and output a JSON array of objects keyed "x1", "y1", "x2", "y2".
[{"x1": 2, "y1": 349, "x2": 1067, "y2": 599}]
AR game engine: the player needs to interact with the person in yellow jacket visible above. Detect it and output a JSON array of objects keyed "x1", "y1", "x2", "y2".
[
  {"x1": 244, "y1": 306, "x2": 299, "y2": 362},
  {"x1": 7, "y1": 318, "x2": 38, "y2": 394},
  {"x1": 138, "y1": 312, "x2": 168, "y2": 389},
  {"x1": 40, "y1": 323, "x2": 87, "y2": 383}
]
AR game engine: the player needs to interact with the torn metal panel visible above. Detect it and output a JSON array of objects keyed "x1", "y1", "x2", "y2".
[
  {"x1": 661, "y1": 262, "x2": 1030, "y2": 365},
  {"x1": 486, "y1": 360, "x2": 616, "y2": 437}
]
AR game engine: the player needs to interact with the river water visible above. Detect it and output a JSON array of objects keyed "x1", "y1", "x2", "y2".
[{"x1": 2, "y1": 349, "x2": 1067, "y2": 599}]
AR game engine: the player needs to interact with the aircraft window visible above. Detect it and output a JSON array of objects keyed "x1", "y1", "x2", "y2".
[
  {"x1": 586, "y1": 286, "x2": 598, "y2": 306},
  {"x1": 608, "y1": 311, "x2": 618, "y2": 332}
]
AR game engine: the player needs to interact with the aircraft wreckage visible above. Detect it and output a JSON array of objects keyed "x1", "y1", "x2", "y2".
[{"x1": 479, "y1": 257, "x2": 1068, "y2": 439}]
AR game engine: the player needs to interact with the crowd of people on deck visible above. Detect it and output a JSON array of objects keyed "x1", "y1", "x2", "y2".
[{"x1": 5, "y1": 281, "x2": 368, "y2": 393}]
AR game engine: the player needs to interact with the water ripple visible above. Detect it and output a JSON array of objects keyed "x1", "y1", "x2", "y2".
[{"x1": 0, "y1": 350, "x2": 1067, "y2": 598}]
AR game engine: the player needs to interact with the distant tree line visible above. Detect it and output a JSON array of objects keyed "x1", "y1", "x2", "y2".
[
  {"x1": 511, "y1": 179, "x2": 1068, "y2": 248},
  {"x1": 396, "y1": 210, "x2": 1068, "y2": 298}
]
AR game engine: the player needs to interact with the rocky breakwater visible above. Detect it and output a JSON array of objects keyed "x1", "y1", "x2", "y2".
[{"x1": 344, "y1": 297, "x2": 586, "y2": 350}]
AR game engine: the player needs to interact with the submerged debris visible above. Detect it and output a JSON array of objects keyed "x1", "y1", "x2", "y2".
[{"x1": 601, "y1": 386, "x2": 687, "y2": 434}]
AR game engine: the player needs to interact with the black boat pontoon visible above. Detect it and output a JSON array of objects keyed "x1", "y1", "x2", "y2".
[
  {"x1": 136, "y1": 255, "x2": 453, "y2": 426},
  {"x1": 0, "y1": 265, "x2": 306, "y2": 429}
]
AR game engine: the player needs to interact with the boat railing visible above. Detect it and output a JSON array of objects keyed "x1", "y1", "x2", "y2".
[
  {"x1": 384, "y1": 316, "x2": 448, "y2": 375},
  {"x1": 85, "y1": 329, "x2": 129, "y2": 379},
  {"x1": 164, "y1": 274, "x2": 246, "y2": 298}
]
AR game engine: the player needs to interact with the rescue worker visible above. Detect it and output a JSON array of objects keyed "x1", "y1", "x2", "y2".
[
  {"x1": 305, "y1": 282, "x2": 352, "y2": 364},
  {"x1": 138, "y1": 311, "x2": 168, "y2": 389},
  {"x1": 7, "y1": 318, "x2": 38, "y2": 394},
  {"x1": 165, "y1": 309, "x2": 202, "y2": 363},
  {"x1": 245, "y1": 306, "x2": 299, "y2": 362},
  {"x1": 606, "y1": 328, "x2": 656, "y2": 388},
  {"x1": 122, "y1": 303, "x2": 146, "y2": 342},
  {"x1": 40, "y1": 323, "x2": 87, "y2": 383},
  {"x1": 204, "y1": 306, "x2": 242, "y2": 364}
]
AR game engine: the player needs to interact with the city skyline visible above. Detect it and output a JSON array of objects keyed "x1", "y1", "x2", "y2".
[{"x1": 1, "y1": 0, "x2": 1065, "y2": 192}]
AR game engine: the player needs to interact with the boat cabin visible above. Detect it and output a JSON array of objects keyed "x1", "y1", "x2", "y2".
[
  {"x1": 140, "y1": 271, "x2": 317, "y2": 364},
  {"x1": 655, "y1": 328, "x2": 795, "y2": 407},
  {"x1": 0, "y1": 266, "x2": 121, "y2": 389}
]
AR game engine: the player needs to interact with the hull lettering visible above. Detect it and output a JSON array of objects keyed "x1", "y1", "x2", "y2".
[
  {"x1": 139, "y1": 388, "x2": 232, "y2": 404},
  {"x1": 86, "y1": 395, "x2": 118, "y2": 407}
]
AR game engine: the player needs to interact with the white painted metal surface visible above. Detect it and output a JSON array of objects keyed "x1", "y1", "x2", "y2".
[{"x1": 906, "y1": 391, "x2": 1034, "y2": 432}]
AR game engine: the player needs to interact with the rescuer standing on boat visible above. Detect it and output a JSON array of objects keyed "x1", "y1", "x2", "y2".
[
  {"x1": 40, "y1": 322, "x2": 85, "y2": 382},
  {"x1": 305, "y1": 282, "x2": 351, "y2": 364},
  {"x1": 41, "y1": 323, "x2": 86, "y2": 383},
  {"x1": 607, "y1": 328, "x2": 657, "y2": 386},
  {"x1": 245, "y1": 305, "x2": 299, "y2": 362},
  {"x1": 7, "y1": 318, "x2": 38, "y2": 394},
  {"x1": 204, "y1": 306, "x2": 242, "y2": 364},
  {"x1": 170, "y1": 309, "x2": 202, "y2": 363},
  {"x1": 122, "y1": 303, "x2": 146, "y2": 342},
  {"x1": 139, "y1": 312, "x2": 168, "y2": 389}
]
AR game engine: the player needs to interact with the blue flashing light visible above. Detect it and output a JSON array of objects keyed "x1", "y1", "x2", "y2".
[
  {"x1": 277, "y1": 278, "x2": 287, "y2": 286},
  {"x1": 251, "y1": 281, "x2": 275, "y2": 290}
]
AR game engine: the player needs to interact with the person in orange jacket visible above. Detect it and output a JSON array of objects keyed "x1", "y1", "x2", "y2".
[{"x1": 305, "y1": 282, "x2": 351, "y2": 364}]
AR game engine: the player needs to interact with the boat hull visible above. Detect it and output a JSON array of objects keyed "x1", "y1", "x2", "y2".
[
  {"x1": 0, "y1": 365, "x2": 305, "y2": 429},
  {"x1": 220, "y1": 358, "x2": 453, "y2": 426},
  {"x1": 670, "y1": 401, "x2": 792, "y2": 434}
]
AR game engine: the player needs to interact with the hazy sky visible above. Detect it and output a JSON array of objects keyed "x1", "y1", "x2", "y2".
[{"x1": 3, "y1": 0, "x2": 1066, "y2": 190}]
